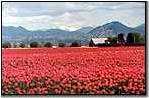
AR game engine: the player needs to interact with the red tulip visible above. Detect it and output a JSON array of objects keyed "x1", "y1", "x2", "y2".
[{"x1": 2, "y1": 46, "x2": 145, "y2": 94}]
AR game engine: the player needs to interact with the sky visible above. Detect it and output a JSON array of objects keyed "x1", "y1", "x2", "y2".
[{"x1": 2, "y1": 2, "x2": 145, "y2": 31}]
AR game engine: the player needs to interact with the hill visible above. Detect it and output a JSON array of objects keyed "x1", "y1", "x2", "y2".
[{"x1": 2, "y1": 21, "x2": 145, "y2": 45}]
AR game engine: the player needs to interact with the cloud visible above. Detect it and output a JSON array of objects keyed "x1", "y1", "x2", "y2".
[
  {"x1": 2, "y1": 2, "x2": 145, "y2": 31},
  {"x1": 3, "y1": 2, "x2": 144, "y2": 17}
]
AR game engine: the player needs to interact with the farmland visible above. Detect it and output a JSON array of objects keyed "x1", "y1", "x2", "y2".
[{"x1": 2, "y1": 46, "x2": 145, "y2": 95}]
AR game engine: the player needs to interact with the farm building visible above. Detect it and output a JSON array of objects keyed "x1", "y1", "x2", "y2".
[
  {"x1": 52, "y1": 46, "x2": 57, "y2": 48},
  {"x1": 89, "y1": 38, "x2": 109, "y2": 47}
]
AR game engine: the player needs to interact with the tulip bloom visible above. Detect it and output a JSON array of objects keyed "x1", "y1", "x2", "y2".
[{"x1": 2, "y1": 46, "x2": 145, "y2": 94}]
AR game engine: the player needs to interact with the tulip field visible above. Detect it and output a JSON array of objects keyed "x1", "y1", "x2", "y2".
[{"x1": 2, "y1": 46, "x2": 145, "y2": 95}]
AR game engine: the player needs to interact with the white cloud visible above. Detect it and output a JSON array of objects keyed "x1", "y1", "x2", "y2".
[{"x1": 2, "y1": 2, "x2": 145, "y2": 31}]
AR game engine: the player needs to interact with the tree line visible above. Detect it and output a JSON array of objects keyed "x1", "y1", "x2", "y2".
[
  {"x1": 2, "y1": 41, "x2": 81, "y2": 48},
  {"x1": 2, "y1": 32, "x2": 145, "y2": 48},
  {"x1": 107, "y1": 32, "x2": 145, "y2": 46}
]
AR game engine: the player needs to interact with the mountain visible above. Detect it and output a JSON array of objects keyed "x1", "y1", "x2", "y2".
[
  {"x1": 2, "y1": 26, "x2": 84, "y2": 44},
  {"x1": 2, "y1": 26, "x2": 73, "y2": 36},
  {"x1": 31, "y1": 29, "x2": 72, "y2": 39},
  {"x1": 71, "y1": 26, "x2": 94, "y2": 42},
  {"x1": 2, "y1": 21, "x2": 145, "y2": 45},
  {"x1": 2, "y1": 26, "x2": 30, "y2": 37},
  {"x1": 135, "y1": 23, "x2": 145, "y2": 33},
  {"x1": 73, "y1": 26, "x2": 93, "y2": 34},
  {"x1": 2, "y1": 26, "x2": 31, "y2": 42},
  {"x1": 87, "y1": 21, "x2": 145, "y2": 38}
]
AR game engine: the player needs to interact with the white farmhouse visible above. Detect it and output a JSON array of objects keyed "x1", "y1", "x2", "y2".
[{"x1": 89, "y1": 38, "x2": 109, "y2": 46}]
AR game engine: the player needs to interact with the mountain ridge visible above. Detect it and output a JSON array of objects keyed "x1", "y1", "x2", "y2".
[
  {"x1": 87, "y1": 21, "x2": 144, "y2": 38},
  {"x1": 2, "y1": 21, "x2": 145, "y2": 45}
]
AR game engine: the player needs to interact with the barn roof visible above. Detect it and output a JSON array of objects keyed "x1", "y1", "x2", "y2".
[{"x1": 91, "y1": 38, "x2": 108, "y2": 44}]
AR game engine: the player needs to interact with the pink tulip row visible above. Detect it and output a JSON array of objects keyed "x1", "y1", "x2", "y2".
[{"x1": 2, "y1": 46, "x2": 145, "y2": 94}]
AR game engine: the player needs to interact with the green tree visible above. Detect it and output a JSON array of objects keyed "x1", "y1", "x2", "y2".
[
  {"x1": 44, "y1": 42, "x2": 52, "y2": 47},
  {"x1": 108, "y1": 36, "x2": 118, "y2": 45},
  {"x1": 118, "y1": 33, "x2": 125, "y2": 45},
  {"x1": 71, "y1": 41, "x2": 79, "y2": 47},
  {"x1": 139, "y1": 34, "x2": 145, "y2": 44},
  {"x1": 132, "y1": 32, "x2": 141, "y2": 43},
  {"x1": 58, "y1": 42, "x2": 65, "y2": 47},
  {"x1": 2, "y1": 42, "x2": 11, "y2": 48},
  {"x1": 20, "y1": 43, "x2": 26, "y2": 48},
  {"x1": 107, "y1": 37, "x2": 113, "y2": 42},
  {"x1": 13, "y1": 43, "x2": 17, "y2": 48},
  {"x1": 118, "y1": 33, "x2": 124, "y2": 40},
  {"x1": 127, "y1": 33, "x2": 134, "y2": 44},
  {"x1": 89, "y1": 39, "x2": 94, "y2": 47},
  {"x1": 30, "y1": 42, "x2": 39, "y2": 48}
]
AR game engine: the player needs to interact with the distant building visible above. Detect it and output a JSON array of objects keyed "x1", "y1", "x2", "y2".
[
  {"x1": 89, "y1": 38, "x2": 109, "y2": 47},
  {"x1": 52, "y1": 46, "x2": 57, "y2": 48}
]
